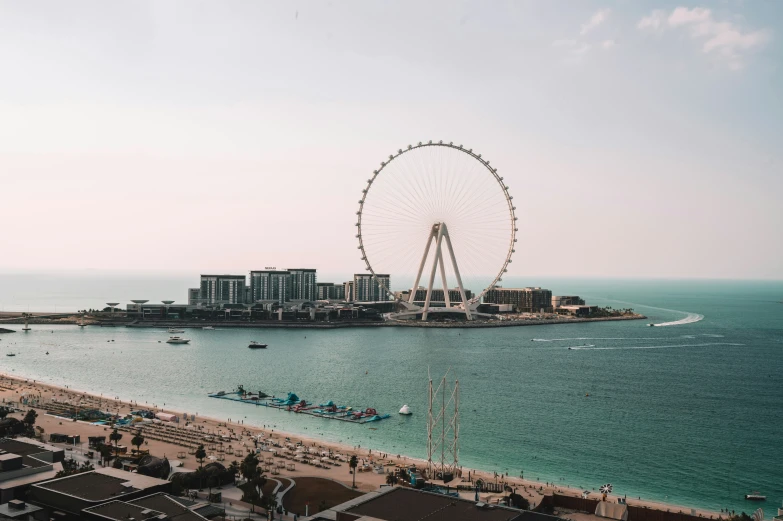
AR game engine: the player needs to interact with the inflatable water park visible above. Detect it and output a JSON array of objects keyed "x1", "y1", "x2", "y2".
[{"x1": 208, "y1": 385, "x2": 391, "y2": 425}]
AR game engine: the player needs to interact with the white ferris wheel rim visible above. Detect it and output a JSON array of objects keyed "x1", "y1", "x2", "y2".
[{"x1": 356, "y1": 141, "x2": 517, "y2": 304}]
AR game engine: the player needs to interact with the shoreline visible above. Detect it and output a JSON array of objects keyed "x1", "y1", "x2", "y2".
[
  {"x1": 0, "y1": 369, "x2": 722, "y2": 519},
  {"x1": 0, "y1": 315, "x2": 646, "y2": 328}
]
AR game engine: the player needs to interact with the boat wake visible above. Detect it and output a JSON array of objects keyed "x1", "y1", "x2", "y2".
[
  {"x1": 534, "y1": 337, "x2": 629, "y2": 342},
  {"x1": 534, "y1": 336, "x2": 698, "y2": 342},
  {"x1": 568, "y1": 342, "x2": 743, "y2": 351},
  {"x1": 650, "y1": 312, "x2": 704, "y2": 327}
]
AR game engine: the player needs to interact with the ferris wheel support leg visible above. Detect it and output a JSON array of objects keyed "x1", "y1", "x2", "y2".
[
  {"x1": 408, "y1": 227, "x2": 437, "y2": 305},
  {"x1": 422, "y1": 224, "x2": 446, "y2": 321},
  {"x1": 437, "y1": 247, "x2": 451, "y2": 308},
  {"x1": 442, "y1": 225, "x2": 472, "y2": 320}
]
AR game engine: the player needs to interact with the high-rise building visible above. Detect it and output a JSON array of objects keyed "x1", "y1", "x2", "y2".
[
  {"x1": 354, "y1": 274, "x2": 391, "y2": 302},
  {"x1": 188, "y1": 288, "x2": 201, "y2": 306},
  {"x1": 317, "y1": 283, "x2": 333, "y2": 300},
  {"x1": 343, "y1": 281, "x2": 354, "y2": 302},
  {"x1": 483, "y1": 287, "x2": 553, "y2": 313},
  {"x1": 250, "y1": 270, "x2": 291, "y2": 305},
  {"x1": 552, "y1": 295, "x2": 585, "y2": 309},
  {"x1": 331, "y1": 284, "x2": 346, "y2": 300},
  {"x1": 412, "y1": 288, "x2": 473, "y2": 304},
  {"x1": 199, "y1": 275, "x2": 246, "y2": 305},
  {"x1": 287, "y1": 268, "x2": 317, "y2": 301},
  {"x1": 318, "y1": 283, "x2": 347, "y2": 301}
]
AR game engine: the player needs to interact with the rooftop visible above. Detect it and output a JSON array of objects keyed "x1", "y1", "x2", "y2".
[
  {"x1": 35, "y1": 467, "x2": 168, "y2": 502},
  {"x1": 131, "y1": 493, "x2": 209, "y2": 521},
  {"x1": 83, "y1": 500, "x2": 166, "y2": 521},
  {"x1": 0, "y1": 500, "x2": 43, "y2": 519},
  {"x1": 342, "y1": 487, "x2": 525, "y2": 521},
  {"x1": 0, "y1": 437, "x2": 61, "y2": 458}
]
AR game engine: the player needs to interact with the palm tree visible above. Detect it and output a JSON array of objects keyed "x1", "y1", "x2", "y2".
[
  {"x1": 227, "y1": 460, "x2": 239, "y2": 484},
  {"x1": 195, "y1": 445, "x2": 207, "y2": 469},
  {"x1": 131, "y1": 430, "x2": 144, "y2": 454},
  {"x1": 109, "y1": 428, "x2": 122, "y2": 456},
  {"x1": 239, "y1": 452, "x2": 260, "y2": 513},
  {"x1": 253, "y1": 468, "x2": 267, "y2": 507},
  {"x1": 349, "y1": 455, "x2": 358, "y2": 488},
  {"x1": 99, "y1": 444, "x2": 113, "y2": 466},
  {"x1": 240, "y1": 452, "x2": 259, "y2": 484}
]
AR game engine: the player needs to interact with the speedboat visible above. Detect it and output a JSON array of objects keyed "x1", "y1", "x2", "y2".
[
  {"x1": 202, "y1": 326, "x2": 215, "y2": 330},
  {"x1": 399, "y1": 404, "x2": 412, "y2": 415},
  {"x1": 248, "y1": 341, "x2": 268, "y2": 349},
  {"x1": 166, "y1": 336, "x2": 190, "y2": 344},
  {"x1": 647, "y1": 323, "x2": 655, "y2": 327},
  {"x1": 745, "y1": 492, "x2": 766, "y2": 501},
  {"x1": 168, "y1": 328, "x2": 185, "y2": 333}
]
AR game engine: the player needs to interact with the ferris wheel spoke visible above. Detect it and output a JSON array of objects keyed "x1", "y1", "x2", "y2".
[{"x1": 358, "y1": 142, "x2": 516, "y2": 311}]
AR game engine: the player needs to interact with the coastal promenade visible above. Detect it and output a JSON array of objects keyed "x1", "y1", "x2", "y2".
[{"x1": 0, "y1": 372, "x2": 722, "y2": 520}]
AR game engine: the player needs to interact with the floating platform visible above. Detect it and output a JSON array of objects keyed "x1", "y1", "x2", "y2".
[{"x1": 207, "y1": 391, "x2": 390, "y2": 425}]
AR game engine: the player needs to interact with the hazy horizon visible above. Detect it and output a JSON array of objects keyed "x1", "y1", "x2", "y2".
[{"x1": 1, "y1": 1, "x2": 781, "y2": 280}]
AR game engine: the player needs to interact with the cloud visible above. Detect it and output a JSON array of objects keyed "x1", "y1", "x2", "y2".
[
  {"x1": 667, "y1": 7, "x2": 711, "y2": 27},
  {"x1": 602, "y1": 39, "x2": 616, "y2": 49},
  {"x1": 637, "y1": 6, "x2": 771, "y2": 69},
  {"x1": 580, "y1": 8, "x2": 611, "y2": 35},
  {"x1": 637, "y1": 10, "x2": 666, "y2": 31}
]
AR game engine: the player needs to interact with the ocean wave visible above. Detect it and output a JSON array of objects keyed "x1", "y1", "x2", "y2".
[{"x1": 568, "y1": 342, "x2": 743, "y2": 351}]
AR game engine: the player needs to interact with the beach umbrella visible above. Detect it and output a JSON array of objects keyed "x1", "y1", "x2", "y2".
[{"x1": 600, "y1": 484, "x2": 613, "y2": 494}]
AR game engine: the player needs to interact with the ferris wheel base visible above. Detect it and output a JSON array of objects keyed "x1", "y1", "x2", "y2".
[{"x1": 390, "y1": 307, "x2": 492, "y2": 321}]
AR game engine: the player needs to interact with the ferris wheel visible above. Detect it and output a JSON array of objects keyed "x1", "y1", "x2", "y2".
[{"x1": 356, "y1": 141, "x2": 517, "y2": 320}]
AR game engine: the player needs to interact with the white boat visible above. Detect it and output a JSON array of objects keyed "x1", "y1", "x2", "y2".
[
  {"x1": 168, "y1": 328, "x2": 185, "y2": 333},
  {"x1": 202, "y1": 326, "x2": 215, "y2": 330},
  {"x1": 745, "y1": 492, "x2": 766, "y2": 501},
  {"x1": 166, "y1": 336, "x2": 190, "y2": 344},
  {"x1": 248, "y1": 341, "x2": 268, "y2": 349},
  {"x1": 399, "y1": 404, "x2": 412, "y2": 415}
]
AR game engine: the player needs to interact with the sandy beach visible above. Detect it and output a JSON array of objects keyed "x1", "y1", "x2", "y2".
[{"x1": 0, "y1": 371, "x2": 723, "y2": 518}]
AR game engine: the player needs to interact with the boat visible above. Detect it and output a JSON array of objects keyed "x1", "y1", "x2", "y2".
[
  {"x1": 248, "y1": 341, "x2": 268, "y2": 349},
  {"x1": 745, "y1": 492, "x2": 766, "y2": 501},
  {"x1": 6, "y1": 353, "x2": 15, "y2": 357},
  {"x1": 399, "y1": 404, "x2": 412, "y2": 415},
  {"x1": 166, "y1": 336, "x2": 190, "y2": 344},
  {"x1": 647, "y1": 323, "x2": 655, "y2": 327},
  {"x1": 168, "y1": 328, "x2": 185, "y2": 333},
  {"x1": 202, "y1": 326, "x2": 215, "y2": 330}
]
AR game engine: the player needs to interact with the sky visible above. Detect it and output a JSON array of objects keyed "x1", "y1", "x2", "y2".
[{"x1": 0, "y1": 0, "x2": 781, "y2": 281}]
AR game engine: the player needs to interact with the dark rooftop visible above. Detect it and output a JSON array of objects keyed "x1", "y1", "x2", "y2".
[
  {"x1": 0, "y1": 438, "x2": 58, "y2": 458},
  {"x1": 83, "y1": 500, "x2": 165, "y2": 521},
  {"x1": 345, "y1": 488, "x2": 524, "y2": 521},
  {"x1": 131, "y1": 493, "x2": 207, "y2": 521},
  {"x1": 36, "y1": 471, "x2": 135, "y2": 501}
]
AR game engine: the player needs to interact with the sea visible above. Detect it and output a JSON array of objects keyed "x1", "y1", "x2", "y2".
[{"x1": 0, "y1": 275, "x2": 781, "y2": 516}]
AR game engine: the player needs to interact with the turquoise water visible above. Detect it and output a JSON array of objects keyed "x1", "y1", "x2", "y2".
[{"x1": 0, "y1": 278, "x2": 781, "y2": 515}]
